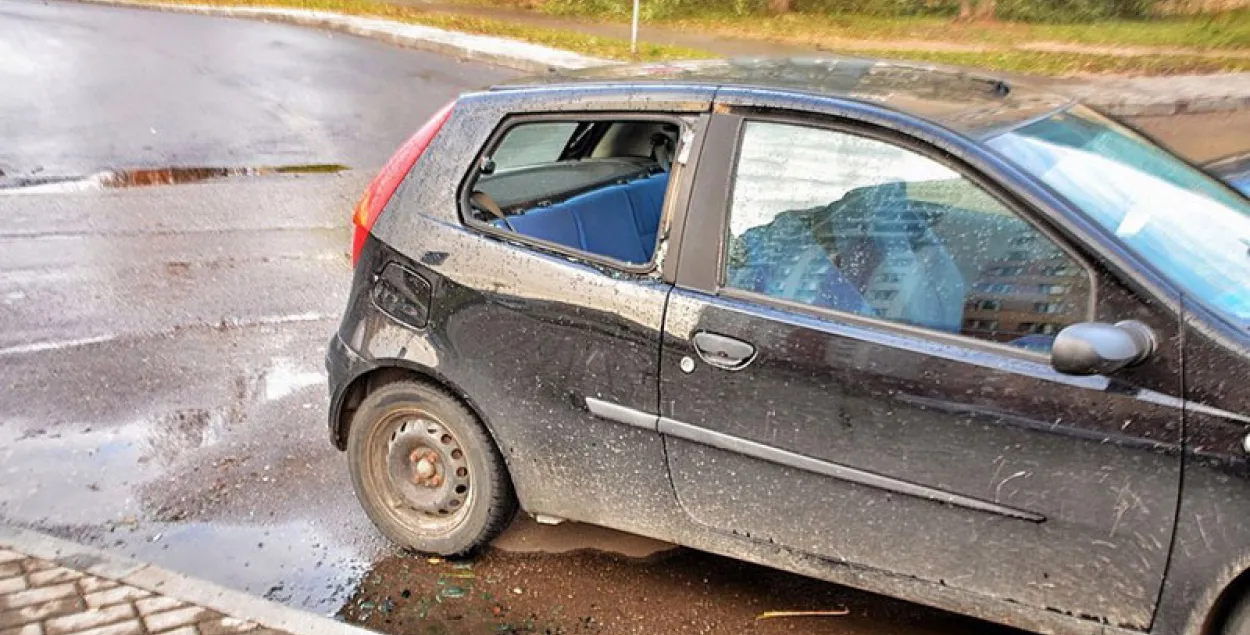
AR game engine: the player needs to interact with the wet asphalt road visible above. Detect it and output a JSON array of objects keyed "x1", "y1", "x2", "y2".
[
  {"x1": 0, "y1": 0, "x2": 513, "y2": 178},
  {"x1": 0, "y1": 0, "x2": 514, "y2": 613},
  {"x1": 0, "y1": 170, "x2": 388, "y2": 612}
]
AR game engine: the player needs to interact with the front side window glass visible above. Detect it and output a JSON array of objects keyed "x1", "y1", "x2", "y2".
[{"x1": 724, "y1": 120, "x2": 1090, "y2": 352}]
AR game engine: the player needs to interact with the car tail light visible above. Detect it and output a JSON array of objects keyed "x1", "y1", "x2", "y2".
[{"x1": 351, "y1": 100, "x2": 456, "y2": 266}]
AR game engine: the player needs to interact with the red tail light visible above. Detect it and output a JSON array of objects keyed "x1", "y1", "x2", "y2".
[{"x1": 351, "y1": 101, "x2": 456, "y2": 265}]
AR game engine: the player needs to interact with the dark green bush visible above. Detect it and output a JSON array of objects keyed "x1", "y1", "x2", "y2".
[{"x1": 796, "y1": 0, "x2": 960, "y2": 16}]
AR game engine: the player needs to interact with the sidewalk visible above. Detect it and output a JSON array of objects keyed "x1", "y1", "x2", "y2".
[{"x1": 0, "y1": 526, "x2": 365, "y2": 635}]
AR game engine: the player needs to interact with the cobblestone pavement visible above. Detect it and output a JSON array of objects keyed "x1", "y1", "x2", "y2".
[
  {"x1": 0, "y1": 527, "x2": 366, "y2": 635},
  {"x1": 0, "y1": 549, "x2": 276, "y2": 635}
]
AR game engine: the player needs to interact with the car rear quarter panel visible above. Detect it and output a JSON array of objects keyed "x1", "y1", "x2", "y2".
[{"x1": 339, "y1": 219, "x2": 690, "y2": 534}]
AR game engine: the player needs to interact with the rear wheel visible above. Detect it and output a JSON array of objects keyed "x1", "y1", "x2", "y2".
[{"x1": 347, "y1": 380, "x2": 516, "y2": 556}]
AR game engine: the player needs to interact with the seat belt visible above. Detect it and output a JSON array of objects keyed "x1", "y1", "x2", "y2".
[{"x1": 471, "y1": 191, "x2": 514, "y2": 230}]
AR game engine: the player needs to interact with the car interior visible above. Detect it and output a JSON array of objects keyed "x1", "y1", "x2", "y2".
[{"x1": 467, "y1": 120, "x2": 680, "y2": 266}]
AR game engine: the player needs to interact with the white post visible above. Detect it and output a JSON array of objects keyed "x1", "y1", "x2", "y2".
[{"x1": 631, "y1": 0, "x2": 640, "y2": 56}]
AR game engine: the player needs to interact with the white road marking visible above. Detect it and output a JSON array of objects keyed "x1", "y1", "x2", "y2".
[{"x1": 0, "y1": 313, "x2": 338, "y2": 357}]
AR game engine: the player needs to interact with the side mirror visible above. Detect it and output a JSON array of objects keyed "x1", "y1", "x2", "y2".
[{"x1": 1051, "y1": 320, "x2": 1156, "y2": 376}]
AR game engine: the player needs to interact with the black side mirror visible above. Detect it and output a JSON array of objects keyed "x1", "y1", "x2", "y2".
[{"x1": 1051, "y1": 320, "x2": 1156, "y2": 376}]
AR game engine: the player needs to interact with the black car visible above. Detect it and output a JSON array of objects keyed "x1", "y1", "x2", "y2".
[{"x1": 326, "y1": 57, "x2": 1250, "y2": 635}]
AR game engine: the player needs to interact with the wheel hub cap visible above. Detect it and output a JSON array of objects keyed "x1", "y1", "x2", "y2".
[{"x1": 385, "y1": 418, "x2": 471, "y2": 518}]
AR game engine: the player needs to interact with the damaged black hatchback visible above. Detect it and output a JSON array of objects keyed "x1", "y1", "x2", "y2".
[{"x1": 327, "y1": 57, "x2": 1250, "y2": 635}]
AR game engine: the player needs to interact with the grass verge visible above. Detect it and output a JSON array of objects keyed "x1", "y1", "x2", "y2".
[
  {"x1": 124, "y1": 0, "x2": 1250, "y2": 74},
  {"x1": 834, "y1": 48, "x2": 1250, "y2": 75},
  {"x1": 662, "y1": 10, "x2": 1250, "y2": 52}
]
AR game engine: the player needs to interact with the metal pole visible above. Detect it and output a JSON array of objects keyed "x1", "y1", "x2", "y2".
[{"x1": 631, "y1": 0, "x2": 640, "y2": 56}]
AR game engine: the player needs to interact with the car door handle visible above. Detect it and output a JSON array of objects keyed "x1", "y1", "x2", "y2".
[{"x1": 692, "y1": 332, "x2": 756, "y2": 370}]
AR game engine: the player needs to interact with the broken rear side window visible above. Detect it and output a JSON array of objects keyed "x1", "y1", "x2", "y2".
[{"x1": 465, "y1": 118, "x2": 681, "y2": 267}]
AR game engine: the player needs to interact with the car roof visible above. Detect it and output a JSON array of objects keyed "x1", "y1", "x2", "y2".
[{"x1": 493, "y1": 56, "x2": 1074, "y2": 137}]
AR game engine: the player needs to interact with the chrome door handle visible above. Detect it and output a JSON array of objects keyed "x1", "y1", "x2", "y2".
[{"x1": 691, "y1": 331, "x2": 756, "y2": 370}]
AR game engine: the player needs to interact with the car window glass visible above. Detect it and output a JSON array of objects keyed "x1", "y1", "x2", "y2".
[
  {"x1": 466, "y1": 119, "x2": 680, "y2": 267},
  {"x1": 724, "y1": 120, "x2": 1090, "y2": 353},
  {"x1": 989, "y1": 107, "x2": 1250, "y2": 324},
  {"x1": 489, "y1": 122, "x2": 578, "y2": 170}
]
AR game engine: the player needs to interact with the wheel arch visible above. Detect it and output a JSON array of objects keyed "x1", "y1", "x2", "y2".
[
  {"x1": 1199, "y1": 567, "x2": 1250, "y2": 635},
  {"x1": 331, "y1": 362, "x2": 505, "y2": 465}
]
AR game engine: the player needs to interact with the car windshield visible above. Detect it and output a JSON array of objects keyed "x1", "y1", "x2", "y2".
[{"x1": 987, "y1": 106, "x2": 1250, "y2": 326}]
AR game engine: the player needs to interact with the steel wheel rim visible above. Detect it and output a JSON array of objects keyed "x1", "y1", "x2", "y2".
[{"x1": 371, "y1": 408, "x2": 474, "y2": 534}]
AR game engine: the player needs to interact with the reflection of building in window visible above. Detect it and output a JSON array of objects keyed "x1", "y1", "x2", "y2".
[
  {"x1": 961, "y1": 233, "x2": 1088, "y2": 343},
  {"x1": 860, "y1": 246, "x2": 911, "y2": 316},
  {"x1": 966, "y1": 319, "x2": 1000, "y2": 331},
  {"x1": 727, "y1": 212, "x2": 850, "y2": 308},
  {"x1": 1018, "y1": 322, "x2": 1060, "y2": 335}
]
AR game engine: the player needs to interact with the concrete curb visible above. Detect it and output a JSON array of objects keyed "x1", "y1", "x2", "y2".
[
  {"x1": 66, "y1": 0, "x2": 1250, "y2": 116},
  {"x1": 0, "y1": 524, "x2": 372, "y2": 635},
  {"x1": 73, "y1": 0, "x2": 611, "y2": 74}
]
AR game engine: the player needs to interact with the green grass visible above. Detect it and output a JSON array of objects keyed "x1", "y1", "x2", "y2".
[
  {"x1": 848, "y1": 48, "x2": 1250, "y2": 74},
  {"x1": 467, "y1": 0, "x2": 1250, "y2": 51},
  {"x1": 662, "y1": 9, "x2": 1250, "y2": 51},
  {"x1": 1031, "y1": 10, "x2": 1250, "y2": 49},
  {"x1": 140, "y1": 0, "x2": 1250, "y2": 74}
]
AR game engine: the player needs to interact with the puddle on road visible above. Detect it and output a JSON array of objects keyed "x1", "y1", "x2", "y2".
[
  {"x1": 342, "y1": 544, "x2": 1023, "y2": 635},
  {"x1": 492, "y1": 515, "x2": 675, "y2": 560},
  {"x1": 0, "y1": 353, "x2": 382, "y2": 615},
  {"x1": 104, "y1": 165, "x2": 350, "y2": 188},
  {"x1": 0, "y1": 422, "x2": 154, "y2": 527},
  {"x1": 0, "y1": 164, "x2": 350, "y2": 194},
  {"x1": 93, "y1": 520, "x2": 371, "y2": 615}
]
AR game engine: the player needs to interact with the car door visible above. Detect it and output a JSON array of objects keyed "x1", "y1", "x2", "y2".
[
  {"x1": 659, "y1": 108, "x2": 1183, "y2": 629},
  {"x1": 427, "y1": 109, "x2": 704, "y2": 536}
]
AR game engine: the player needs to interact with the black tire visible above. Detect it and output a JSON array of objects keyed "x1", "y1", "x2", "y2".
[
  {"x1": 346, "y1": 380, "x2": 516, "y2": 556},
  {"x1": 1226, "y1": 594, "x2": 1250, "y2": 635}
]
